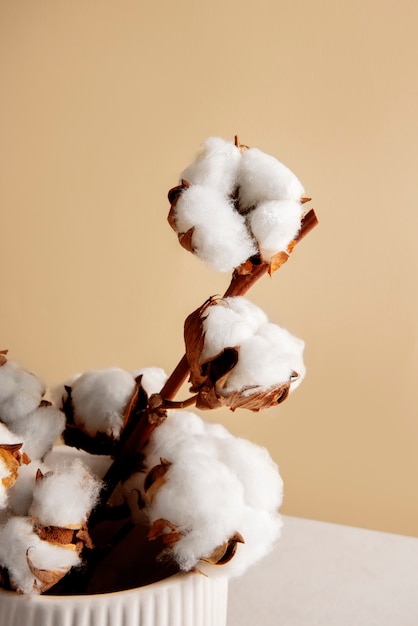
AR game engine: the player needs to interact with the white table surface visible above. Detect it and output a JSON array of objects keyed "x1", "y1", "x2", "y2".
[{"x1": 227, "y1": 516, "x2": 418, "y2": 626}]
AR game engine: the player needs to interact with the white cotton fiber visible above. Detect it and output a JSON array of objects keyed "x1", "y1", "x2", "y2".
[
  {"x1": 12, "y1": 405, "x2": 65, "y2": 461},
  {"x1": 7, "y1": 461, "x2": 48, "y2": 516},
  {"x1": 0, "y1": 516, "x2": 80, "y2": 594},
  {"x1": 201, "y1": 297, "x2": 268, "y2": 362},
  {"x1": 141, "y1": 411, "x2": 284, "y2": 577},
  {"x1": 199, "y1": 507, "x2": 282, "y2": 578},
  {"x1": 180, "y1": 137, "x2": 242, "y2": 196},
  {"x1": 130, "y1": 367, "x2": 168, "y2": 396},
  {"x1": 215, "y1": 435, "x2": 283, "y2": 511},
  {"x1": 0, "y1": 422, "x2": 22, "y2": 446},
  {"x1": 249, "y1": 199, "x2": 303, "y2": 260},
  {"x1": 258, "y1": 323, "x2": 306, "y2": 390},
  {"x1": 198, "y1": 297, "x2": 305, "y2": 395},
  {"x1": 148, "y1": 449, "x2": 245, "y2": 572},
  {"x1": 0, "y1": 460, "x2": 10, "y2": 509},
  {"x1": 238, "y1": 148, "x2": 305, "y2": 211},
  {"x1": 0, "y1": 361, "x2": 45, "y2": 423},
  {"x1": 173, "y1": 184, "x2": 257, "y2": 272},
  {"x1": 225, "y1": 325, "x2": 305, "y2": 394},
  {"x1": 44, "y1": 445, "x2": 112, "y2": 480},
  {"x1": 70, "y1": 368, "x2": 136, "y2": 438},
  {"x1": 29, "y1": 459, "x2": 102, "y2": 527}
]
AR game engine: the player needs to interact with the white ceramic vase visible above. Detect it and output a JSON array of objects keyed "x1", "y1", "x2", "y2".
[{"x1": 0, "y1": 572, "x2": 228, "y2": 626}]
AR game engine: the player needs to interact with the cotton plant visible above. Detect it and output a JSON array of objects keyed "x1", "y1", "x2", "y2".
[
  {"x1": 0, "y1": 137, "x2": 317, "y2": 595},
  {"x1": 123, "y1": 411, "x2": 283, "y2": 577}
]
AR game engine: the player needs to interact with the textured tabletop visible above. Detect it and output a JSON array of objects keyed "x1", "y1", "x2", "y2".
[{"x1": 228, "y1": 516, "x2": 418, "y2": 626}]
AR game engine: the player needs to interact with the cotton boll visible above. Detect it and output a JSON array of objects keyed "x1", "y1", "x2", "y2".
[
  {"x1": 201, "y1": 297, "x2": 268, "y2": 362},
  {"x1": 0, "y1": 516, "x2": 80, "y2": 594},
  {"x1": 144, "y1": 412, "x2": 285, "y2": 577},
  {"x1": 0, "y1": 361, "x2": 45, "y2": 424},
  {"x1": 249, "y1": 199, "x2": 303, "y2": 260},
  {"x1": 71, "y1": 368, "x2": 136, "y2": 439},
  {"x1": 180, "y1": 137, "x2": 242, "y2": 196},
  {"x1": 12, "y1": 405, "x2": 65, "y2": 461},
  {"x1": 173, "y1": 185, "x2": 257, "y2": 272},
  {"x1": 148, "y1": 450, "x2": 245, "y2": 572},
  {"x1": 130, "y1": 367, "x2": 168, "y2": 396},
  {"x1": 30, "y1": 459, "x2": 102, "y2": 527},
  {"x1": 238, "y1": 148, "x2": 305, "y2": 211}
]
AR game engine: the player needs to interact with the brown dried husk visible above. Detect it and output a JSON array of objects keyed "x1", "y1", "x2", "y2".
[
  {"x1": 26, "y1": 550, "x2": 74, "y2": 594},
  {"x1": 0, "y1": 448, "x2": 20, "y2": 489}
]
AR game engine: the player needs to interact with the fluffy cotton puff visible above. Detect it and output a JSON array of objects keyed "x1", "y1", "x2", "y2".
[
  {"x1": 130, "y1": 367, "x2": 168, "y2": 396},
  {"x1": 70, "y1": 368, "x2": 136, "y2": 439},
  {"x1": 0, "y1": 516, "x2": 80, "y2": 594},
  {"x1": 173, "y1": 184, "x2": 257, "y2": 272},
  {"x1": 200, "y1": 297, "x2": 268, "y2": 362},
  {"x1": 180, "y1": 137, "x2": 242, "y2": 196},
  {"x1": 214, "y1": 436, "x2": 283, "y2": 512},
  {"x1": 238, "y1": 148, "x2": 305, "y2": 211},
  {"x1": 0, "y1": 422, "x2": 22, "y2": 446},
  {"x1": 225, "y1": 324, "x2": 305, "y2": 394},
  {"x1": 249, "y1": 199, "x2": 303, "y2": 260},
  {"x1": 0, "y1": 360, "x2": 45, "y2": 424},
  {"x1": 142, "y1": 412, "x2": 284, "y2": 577},
  {"x1": 258, "y1": 323, "x2": 306, "y2": 391},
  {"x1": 29, "y1": 459, "x2": 102, "y2": 527},
  {"x1": 12, "y1": 405, "x2": 65, "y2": 461},
  {"x1": 147, "y1": 448, "x2": 245, "y2": 573}
]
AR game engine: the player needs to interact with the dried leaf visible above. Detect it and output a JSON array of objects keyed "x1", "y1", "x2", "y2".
[
  {"x1": 202, "y1": 532, "x2": 245, "y2": 565},
  {"x1": 167, "y1": 180, "x2": 190, "y2": 208},
  {"x1": 234, "y1": 135, "x2": 249, "y2": 153},
  {"x1": 178, "y1": 227, "x2": 195, "y2": 253},
  {"x1": 34, "y1": 522, "x2": 93, "y2": 553},
  {"x1": 222, "y1": 381, "x2": 291, "y2": 411},
  {"x1": 268, "y1": 250, "x2": 290, "y2": 275},
  {"x1": 35, "y1": 524, "x2": 77, "y2": 546},
  {"x1": 147, "y1": 518, "x2": 182, "y2": 546},
  {"x1": 26, "y1": 549, "x2": 71, "y2": 593},
  {"x1": 0, "y1": 447, "x2": 20, "y2": 489},
  {"x1": 184, "y1": 299, "x2": 214, "y2": 389},
  {"x1": 144, "y1": 458, "x2": 172, "y2": 504}
]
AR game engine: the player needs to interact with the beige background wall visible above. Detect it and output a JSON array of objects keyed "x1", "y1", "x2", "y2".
[{"x1": 1, "y1": 0, "x2": 417, "y2": 536}]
